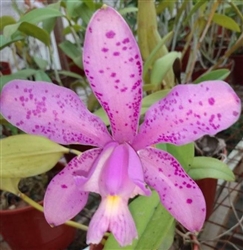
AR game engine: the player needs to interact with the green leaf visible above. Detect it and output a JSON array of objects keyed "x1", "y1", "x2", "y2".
[
  {"x1": 157, "y1": 143, "x2": 194, "y2": 172},
  {"x1": 18, "y1": 22, "x2": 50, "y2": 46},
  {"x1": 188, "y1": 156, "x2": 235, "y2": 181},
  {"x1": 0, "y1": 16, "x2": 16, "y2": 31},
  {"x1": 143, "y1": 31, "x2": 174, "y2": 78},
  {"x1": 62, "y1": 24, "x2": 83, "y2": 35},
  {"x1": 150, "y1": 52, "x2": 181, "y2": 87},
  {"x1": 212, "y1": 13, "x2": 241, "y2": 32},
  {"x1": 94, "y1": 108, "x2": 110, "y2": 126},
  {"x1": 0, "y1": 34, "x2": 24, "y2": 50},
  {"x1": 58, "y1": 70, "x2": 83, "y2": 79},
  {"x1": 1, "y1": 134, "x2": 69, "y2": 178},
  {"x1": 0, "y1": 178, "x2": 20, "y2": 194},
  {"x1": 156, "y1": 0, "x2": 173, "y2": 15},
  {"x1": 33, "y1": 56, "x2": 48, "y2": 70},
  {"x1": 119, "y1": 7, "x2": 138, "y2": 16},
  {"x1": 193, "y1": 69, "x2": 230, "y2": 83},
  {"x1": 66, "y1": 1, "x2": 82, "y2": 19},
  {"x1": 59, "y1": 40, "x2": 83, "y2": 69},
  {"x1": 19, "y1": 7, "x2": 62, "y2": 24},
  {"x1": 3, "y1": 23, "x2": 21, "y2": 38},
  {"x1": 184, "y1": 0, "x2": 208, "y2": 25},
  {"x1": 42, "y1": 2, "x2": 61, "y2": 33},
  {"x1": 75, "y1": 3, "x2": 94, "y2": 26},
  {"x1": 104, "y1": 191, "x2": 175, "y2": 250},
  {"x1": 34, "y1": 71, "x2": 52, "y2": 82},
  {"x1": 3, "y1": 8, "x2": 62, "y2": 38},
  {"x1": 0, "y1": 69, "x2": 38, "y2": 90}
]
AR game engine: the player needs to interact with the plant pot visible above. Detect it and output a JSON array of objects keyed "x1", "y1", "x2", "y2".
[
  {"x1": 0, "y1": 61, "x2": 11, "y2": 75},
  {"x1": 230, "y1": 53, "x2": 243, "y2": 85},
  {"x1": 196, "y1": 178, "x2": 217, "y2": 221},
  {"x1": 0, "y1": 202, "x2": 76, "y2": 250}
]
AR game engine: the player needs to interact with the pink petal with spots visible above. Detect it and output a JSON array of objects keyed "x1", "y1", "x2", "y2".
[
  {"x1": 83, "y1": 6, "x2": 143, "y2": 143},
  {"x1": 87, "y1": 196, "x2": 137, "y2": 246},
  {"x1": 44, "y1": 148, "x2": 101, "y2": 225},
  {"x1": 139, "y1": 147, "x2": 206, "y2": 232},
  {"x1": 0, "y1": 80, "x2": 111, "y2": 147},
  {"x1": 133, "y1": 81, "x2": 241, "y2": 150}
]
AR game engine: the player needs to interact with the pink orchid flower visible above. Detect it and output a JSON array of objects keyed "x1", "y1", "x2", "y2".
[{"x1": 0, "y1": 6, "x2": 241, "y2": 247}]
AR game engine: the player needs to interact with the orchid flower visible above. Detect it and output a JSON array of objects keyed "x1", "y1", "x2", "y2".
[{"x1": 0, "y1": 6, "x2": 241, "y2": 247}]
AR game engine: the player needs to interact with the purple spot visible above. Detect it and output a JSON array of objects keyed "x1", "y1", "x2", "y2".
[
  {"x1": 106, "y1": 30, "x2": 116, "y2": 39},
  {"x1": 208, "y1": 97, "x2": 215, "y2": 105},
  {"x1": 19, "y1": 96, "x2": 24, "y2": 102},
  {"x1": 233, "y1": 111, "x2": 239, "y2": 116},
  {"x1": 111, "y1": 72, "x2": 116, "y2": 77},
  {"x1": 61, "y1": 184, "x2": 68, "y2": 189},
  {"x1": 116, "y1": 42, "x2": 121, "y2": 46},
  {"x1": 113, "y1": 52, "x2": 120, "y2": 56},
  {"x1": 122, "y1": 46, "x2": 127, "y2": 50},
  {"x1": 130, "y1": 74, "x2": 135, "y2": 78},
  {"x1": 122, "y1": 38, "x2": 129, "y2": 44},
  {"x1": 102, "y1": 48, "x2": 108, "y2": 53},
  {"x1": 89, "y1": 27, "x2": 92, "y2": 33},
  {"x1": 187, "y1": 199, "x2": 193, "y2": 204},
  {"x1": 99, "y1": 70, "x2": 104, "y2": 74},
  {"x1": 199, "y1": 101, "x2": 203, "y2": 106}
]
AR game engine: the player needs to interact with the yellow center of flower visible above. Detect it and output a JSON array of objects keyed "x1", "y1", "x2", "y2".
[{"x1": 106, "y1": 195, "x2": 121, "y2": 215}]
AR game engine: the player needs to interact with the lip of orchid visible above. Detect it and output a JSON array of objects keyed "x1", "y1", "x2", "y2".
[{"x1": 0, "y1": 5, "x2": 241, "y2": 248}]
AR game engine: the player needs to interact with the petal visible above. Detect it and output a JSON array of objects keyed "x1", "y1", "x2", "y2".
[
  {"x1": 82, "y1": 142, "x2": 149, "y2": 197},
  {"x1": 139, "y1": 147, "x2": 206, "y2": 232},
  {"x1": 83, "y1": 6, "x2": 143, "y2": 143},
  {"x1": 81, "y1": 141, "x2": 119, "y2": 194},
  {"x1": 133, "y1": 81, "x2": 241, "y2": 150},
  {"x1": 126, "y1": 143, "x2": 151, "y2": 196},
  {"x1": 44, "y1": 148, "x2": 101, "y2": 225},
  {"x1": 0, "y1": 80, "x2": 111, "y2": 147},
  {"x1": 87, "y1": 196, "x2": 137, "y2": 246}
]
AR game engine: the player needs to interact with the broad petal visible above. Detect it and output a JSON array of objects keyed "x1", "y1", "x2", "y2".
[
  {"x1": 83, "y1": 6, "x2": 143, "y2": 143},
  {"x1": 44, "y1": 148, "x2": 101, "y2": 225},
  {"x1": 133, "y1": 81, "x2": 241, "y2": 150},
  {"x1": 139, "y1": 147, "x2": 206, "y2": 232},
  {"x1": 87, "y1": 196, "x2": 137, "y2": 246},
  {"x1": 0, "y1": 80, "x2": 111, "y2": 146}
]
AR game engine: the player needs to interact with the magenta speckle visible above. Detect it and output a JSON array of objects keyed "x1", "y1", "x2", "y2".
[
  {"x1": 61, "y1": 184, "x2": 68, "y2": 189},
  {"x1": 102, "y1": 48, "x2": 108, "y2": 53},
  {"x1": 208, "y1": 97, "x2": 215, "y2": 105},
  {"x1": 233, "y1": 111, "x2": 239, "y2": 116},
  {"x1": 111, "y1": 72, "x2": 116, "y2": 77},
  {"x1": 106, "y1": 30, "x2": 116, "y2": 39},
  {"x1": 113, "y1": 52, "x2": 120, "y2": 56},
  {"x1": 187, "y1": 199, "x2": 193, "y2": 204},
  {"x1": 122, "y1": 38, "x2": 129, "y2": 44}
]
